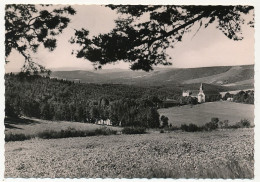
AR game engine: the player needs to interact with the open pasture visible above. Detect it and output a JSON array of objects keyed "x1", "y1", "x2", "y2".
[
  {"x1": 5, "y1": 129, "x2": 253, "y2": 178},
  {"x1": 158, "y1": 101, "x2": 254, "y2": 127},
  {"x1": 5, "y1": 117, "x2": 121, "y2": 136}
]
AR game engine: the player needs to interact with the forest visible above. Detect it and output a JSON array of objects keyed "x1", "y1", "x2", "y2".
[
  {"x1": 5, "y1": 73, "x2": 183, "y2": 128},
  {"x1": 5, "y1": 73, "x2": 253, "y2": 128}
]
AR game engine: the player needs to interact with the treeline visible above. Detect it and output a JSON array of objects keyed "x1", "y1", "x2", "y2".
[
  {"x1": 5, "y1": 73, "x2": 182, "y2": 127},
  {"x1": 223, "y1": 90, "x2": 254, "y2": 104}
]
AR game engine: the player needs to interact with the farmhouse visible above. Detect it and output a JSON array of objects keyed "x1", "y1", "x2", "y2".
[
  {"x1": 96, "y1": 119, "x2": 112, "y2": 126},
  {"x1": 182, "y1": 83, "x2": 221, "y2": 103}
]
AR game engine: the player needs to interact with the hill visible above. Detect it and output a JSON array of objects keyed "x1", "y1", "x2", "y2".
[
  {"x1": 50, "y1": 64, "x2": 254, "y2": 89},
  {"x1": 158, "y1": 101, "x2": 254, "y2": 127}
]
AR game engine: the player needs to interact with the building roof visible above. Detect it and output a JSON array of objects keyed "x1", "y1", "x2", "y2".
[{"x1": 189, "y1": 90, "x2": 200, "y2": 97}]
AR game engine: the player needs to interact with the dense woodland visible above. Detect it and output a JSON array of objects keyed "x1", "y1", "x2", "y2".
[
  {"x1": 5, "y1": 73, "x2": 254, "y2": 127},
  {"x1": 5, "y1": 73, "x2": 184, "y2": 127}
]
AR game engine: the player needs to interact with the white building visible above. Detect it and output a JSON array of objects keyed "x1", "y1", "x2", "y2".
[
  {"x1": 182, "y1": 83, "x2": 206, "y2": 103},
  {"x1": 197, "y1": 83, "x2": 205, "y2": 103},
  {"x1": 96, "y1": 119, "x2": 112, "y2": 126}
]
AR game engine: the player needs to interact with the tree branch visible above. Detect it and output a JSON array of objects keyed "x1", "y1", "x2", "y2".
[{"x1": 136, "y1": 10, "x2": 213, "y2": 48}]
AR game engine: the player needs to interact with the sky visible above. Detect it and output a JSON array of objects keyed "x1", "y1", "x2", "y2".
[{"x1": 5, "y1": 5, "x2": 255, "y2": 72}]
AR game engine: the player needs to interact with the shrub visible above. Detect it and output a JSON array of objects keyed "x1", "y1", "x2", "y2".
[
  {"x1": 222, "y1": 119, "x2": 252, "y2": 129},
  {"x1": 37, "y1": 128, "x2": 83, "y2": 139},
  {"x1": 204, "y1": 122, "x2": 218, "y2": 131},
  {"x1": 223, "y1": 120, "x2": 229, "y2": 128},
  {"x1": 211, "y1": 117, "x2": 219, "y2": 124},
  {"x1": 160, "y1": 129, "x2": 164, "y2": 133},
  {"x1": 160, "y1": 115, "x2": 169, "y2": 128},
  {"x1": 237, "y1": 119, "x2": 251, "y2": 128},
  {"x1": 203, "y1": 118, "x2": 219, "y2": 131},
  {"x1": 122, "y1": 127, "x2": 146, "y2": 134},
  {"x1": 166, "y1": 125, "x2": 179, "y2": 131},
  {"x1": 94, "y1": 127, "x2": 117, "y2": 135},
  {"x1": 37, "y1": 127, "x2": 118, "y2": 139},
  {"x1": 5, "y1": 133, "x2": 32, "y2": 142},
  {"x1": 181, "y1": 124, "x2": 201, "y2": 132}
]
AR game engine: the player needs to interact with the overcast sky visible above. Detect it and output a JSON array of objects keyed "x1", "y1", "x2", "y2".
[{"x1": 5, "y1": 5, "x2": 255, "y2": 72}]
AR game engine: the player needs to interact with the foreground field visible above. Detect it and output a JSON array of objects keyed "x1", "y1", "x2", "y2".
[
  {"x1": 5, "y1": 129, "x2": 254, "y2": 178},
  {"x1": 158, "y1": 101, "x2": 254, "y2": 127},
  {"x1": 5, "y1": 117, "x2": 121, "y2": 136}
]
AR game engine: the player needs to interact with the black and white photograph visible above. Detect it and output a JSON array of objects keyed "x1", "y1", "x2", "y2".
[{"x1": 2, "y1": 0, "x2": 258, "y2": 180}]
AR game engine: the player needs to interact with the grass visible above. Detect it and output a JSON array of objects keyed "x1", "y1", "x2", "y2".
[
  {"x1": 148, "y1": 159, "x2": 253, "y2": 178},
  {"x1": 158, "y1": 101, "x2": 254, "y2": 127},
  {"x1": 122, "y1": 127, "x2": 146, "y2": 134},
  {"x1": 5, "y1": 133, "x2": 32, "y2": 142},
  {"x1": 5, "y1": 117, "x2": 121, "y2": 136},
  {"x1": 5, "y1": 127, "x2": 117, "y2": 142},
  {"x1": 5, "y1": 129, "x2": 254, "y2": 178}
]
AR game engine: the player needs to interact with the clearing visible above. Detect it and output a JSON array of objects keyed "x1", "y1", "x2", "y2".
[
  {"x1": 5, "y1": 117, "x2": 121, "y2": 136},
  {"x1": 158, "y1": 101, "x2": 254, "y2": 126}
]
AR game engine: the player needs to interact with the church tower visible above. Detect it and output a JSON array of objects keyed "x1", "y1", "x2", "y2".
[
  {"x1": 198, "y1": 83, "x2": 205, "y2": 103},
  {"x1": 199, "y1": 83, "x2": 203, "y2": 92}
]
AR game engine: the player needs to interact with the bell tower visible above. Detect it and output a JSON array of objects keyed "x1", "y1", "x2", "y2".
[
  {"x1": 198, "y1": 83, "x2": 205, "y2": 103},
  {"x1": 199, "y1": 83, "x2": 203, "y2": 93}
]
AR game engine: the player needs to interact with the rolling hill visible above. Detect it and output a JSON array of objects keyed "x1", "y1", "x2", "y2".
[{"x1": 50, "y1": 64, "x2": 254, "y2": 90}]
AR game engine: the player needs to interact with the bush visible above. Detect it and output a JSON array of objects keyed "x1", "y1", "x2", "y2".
[
  {"x1": 160, "y1": 115, "x2": 169, "y2": 128},
  {"x1": 211, "y1": 117, "x2": 219, "y2": 124},
  {"x1": 204, "y1": 122, "x2": 218, "y2": 131},
  {"x1": 122, "y1": 127, "x2": 146, "y2": 134},
  {"x1": 94, "y1": 127, "x2": 117, "y2": 135},
  {"x1": 160, "y1": 129, "x2": 164, "y2": 133},
  {"x1": 166, "y1": 125, "x2": 179, "y2": 131},
  {"x1": 220, "y1": 119, "x2": 252, "y2": 129},
  {"x1": 203, "y1": 118, "x2": 219, "y2": 131},
  {"x1": 5, "y1": 133, "x2": 32, "y2": 142},
  {"x1": 38, "y1": 127, "x2": 117, "y2": 139},
  {"x1": 5, "y1": 127, "x2": 118, "y2": 142},
  {"x1": 181, "y1": 124, "x2": 201, "y2": 132},
  {"x1": 237, "y1": 119, "x2": 251, "y2": 128}
]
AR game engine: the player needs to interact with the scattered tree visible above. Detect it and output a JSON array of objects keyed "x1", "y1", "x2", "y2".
[{"x1": 160, "y1": 115, "x2": 169, "y2": 128}]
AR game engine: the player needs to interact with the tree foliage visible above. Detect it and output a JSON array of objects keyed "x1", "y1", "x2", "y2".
[
  {"x1": 5, "y1": 4, "x2": 76, "y2": 73},
  {"x1": 5, "y1": 74, "x2": 169, "y2": 127},
  {"x1": 71, "y1": 5, "x2": 254, "y2": 71}
]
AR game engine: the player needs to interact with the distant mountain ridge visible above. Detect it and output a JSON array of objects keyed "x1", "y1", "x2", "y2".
[{"x1": 50, "y1": 64, "x2": 254, "y2": 89}]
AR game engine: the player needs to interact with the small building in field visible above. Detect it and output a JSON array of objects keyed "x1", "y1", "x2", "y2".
[
  {"x1": 227, "y1": 97, "x2": 234, "y2": 102},
  {"x1": 182, "y1": 83, "x2": 220, "y2": 103},
  {"x1": 96, "y1": 119, "x2": 112, "y2": 126}
]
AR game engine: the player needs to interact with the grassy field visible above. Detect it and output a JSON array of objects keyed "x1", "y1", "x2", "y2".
[
  {"x1": 158, "y1": 101, "x2": 254, "y2": 127},
  {"x1": 4, "y1": 102, "x2": 254, "y2": 178},
  {"x1": 5, "y1": 117, "x2": 121, "y2": 136},
  {"x1": 5, "y1": 129, "x2": 254, "y2": 178}
]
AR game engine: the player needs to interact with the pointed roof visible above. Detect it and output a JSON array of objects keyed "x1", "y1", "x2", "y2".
[{"x1": 200, "y1": 83, "x2": 204, "y2": 90}]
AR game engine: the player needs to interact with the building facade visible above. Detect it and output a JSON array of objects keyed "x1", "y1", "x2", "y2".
[{"x1": 182, "y1": 83, "x2": 206, "y2": 103}]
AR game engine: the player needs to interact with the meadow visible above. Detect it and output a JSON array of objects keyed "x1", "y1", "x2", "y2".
[
  {"x1": 5, "y1": 129, "x2": 254, "y2": 178},
  {"x1": 5, "y1": 117, "x2": 121, "y2": 136},
  {"x1": 4, "y1": 101, "x2": 254, "y2": 178},
  {"x1": 158, "y1": 101, "x2": 254, "y2": 127}
]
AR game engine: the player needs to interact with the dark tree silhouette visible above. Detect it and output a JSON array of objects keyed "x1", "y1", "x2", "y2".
[
  {"x1": 71, "y1": 5, "x2": 254, "y2": 71},
  {"x1": 5, "y1": 4, "x2": 76, "y2": 73}
]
